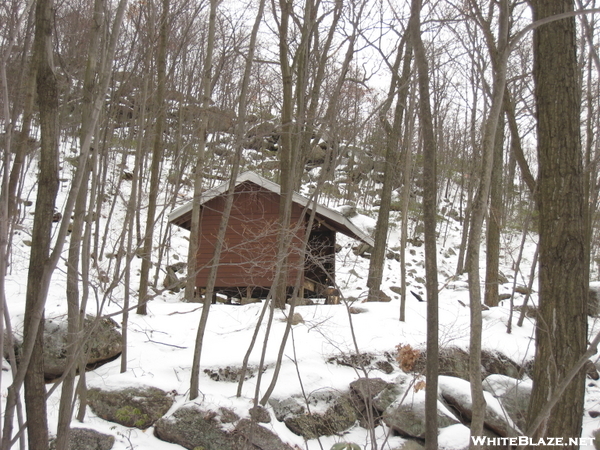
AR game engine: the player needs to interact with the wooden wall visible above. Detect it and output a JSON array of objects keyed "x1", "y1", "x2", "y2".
[{"x1": 195, "y1": 182, "x2": 306, "y2": 290}]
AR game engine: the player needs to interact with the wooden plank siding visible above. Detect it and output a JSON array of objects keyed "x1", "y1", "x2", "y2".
[{"x1": 195, "y1": 181, "x2": 307, "y2": 289}]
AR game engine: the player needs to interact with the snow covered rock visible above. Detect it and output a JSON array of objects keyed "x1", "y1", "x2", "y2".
[
  {"x1": 235, "y1": 418, "x2": 296, "y2": 450},
  {"x1": 87, "y1": 385, "x2": 174, "y2": 429},
  {"x1": 249, "y1": 405, "x2": 271, "y2": 423},
  {"x1": 439, "y1": 375, "x2": 520, "y2": 437},
  {"x1": 154, "y1": 404, "x2": 237, "y2": 449},
  {"x1": 381, "y1": 392, "x2": 458, "y2": 439},
  {"x1": 274, "y1": 391, "x2": 358, "y2": 439},
  {"x1": 49, "y1": 428, "x2": 115, "y2": 450},
  {"x1": 414, "y1": 347, "x2": 522, "y2": 381},
  {"x1": 154, "y1": 404, "x2": 295, "y2": 450},
  {"x1": 483, "y1": 374, "x2": 532, "y2": 432},
  {"x1": 8, "y1": 315, "x2": 122, "y2": 381},
  {"x1": 349, "y1": 377, "x2": 392, "y2": 427}
]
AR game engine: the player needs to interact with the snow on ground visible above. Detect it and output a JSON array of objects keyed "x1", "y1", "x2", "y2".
[{"x1": 4, "y1": 162, "x2": 600, "y2": 448}]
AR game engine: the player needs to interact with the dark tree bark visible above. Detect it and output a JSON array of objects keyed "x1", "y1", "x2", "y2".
[
  {"x1": 410, "y1": 0, "x2": 438, "y2": 448},
  {"x1": 484, "y1": 113, "x2": 504, "y2": 307},
  {"x1": 138, "y1": 0, "x2": 169, "y2": 315},
  {"x1": 21, "y1": 0, "x2": 60, "y2": 447},
  {"x1": 189, "y1": 0, "x2": 219, "y2": 401},
  {"x1": 526, "y1": 0, "x2": 587, "y2": 446}
]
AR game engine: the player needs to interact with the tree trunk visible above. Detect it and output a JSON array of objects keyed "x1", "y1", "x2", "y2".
[
  {"x1": 138, "y1": 0, "x2": 169, "y2": 315},
  {"x1": 188, "y1": 0, "x2": 219, "y2": 401},
  {"x1": 22, "y1": 0, "x2": 61, "y2": 446},
  {"x1": 484, "y1": 113, "x2": 504, "y2": 307},
  {"x1": 367, "y1": 36, "x2": 412, "y2": 302},
  {"x1": 526, "y1": 0, "x2": 587, "y2": 445},
  {"x1": 409, "y1": 1, "x2": 438, "y2": 448}
]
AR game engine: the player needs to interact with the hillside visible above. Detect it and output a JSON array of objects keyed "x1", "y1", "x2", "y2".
[{"x1": 5, "y1": 160, "x2": 598, "y2": 450}]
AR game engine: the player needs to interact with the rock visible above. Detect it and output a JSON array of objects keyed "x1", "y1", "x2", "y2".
[
  {"x1": 282, "y1": 391, "x2": 358, "y2": 439},
  {"x1": 353, "y1": 243, "x2": 373, "y2": 258},
  {"x1": 204, "y1": 365, "x2": 256, "y2": 382},
  {"x1": 587, "y1": 359, "x2": 599, "y2": 380},
  {"x1": 290, "y1": 313, "x2": 304, "y2": 325},
  {"x1": 50, "y1": 428, "x2": 115, "y2": 450},
  {"x1": 155, "y1": 404, "x2": 238, "y2": 449},
  {"x1": 350, "y1": 377, "x2": 391, "y2": 427},
  {"x1": 269, "y1": 397, "x2": 306, "y2": 422},
  {"x1": 439, "y1": 375, "x2": 519, "y2": 437},
  {"x1": 514, "y1": 285, "x2": 532, "y2": 295},
  {"x1": 375, "y1": 360, "x2": 395, "y2": 374},
  {"x1": 163, "y1": 263, "x2": 186, "y2": 292},
  {"x1": 382, "y1": 397, "x2": 458, "y2": 439},
  {"x1": 483, "y1": 374, "x2": 532, "y2": 433},
  {"x1": 249, "y1": 405, "x2": 271, "y2": 423},
  {"x1": 373, "y1": 382, "x2": 405, "y2": 413},
  {"x1": 350, "y1": 377, "x2": 391, "y2": 406},
  {"x1": 328, "y1": 352, "x2": 374, "y2": 370},
  {"x1": 481, "y1": 351, "x2": 522, "y2": 379},
  {"x1": 235, "y1": 418, "x2": 296, "y2": 450},
  {"x1": 413, "y1": 347, "x2": 523, "y2": 381},
  {"x1": 386, "y1": 251, "x2": 401, "y2": 261},
  {"x1": 87, "y1": 385, "x2": 174, "y2": 429},
  {"x1": 218, "y1": 407, "x2": 240, "y2": 423},
  {"x1": 389, "y1": 286, "x2": 403, "y2": 296},
  {"x1": 7, "y1": 315, "x2": 123, "y2": 381},
  {"x1": 367, "y1": 290, "x2": 392, "y2": 302}
]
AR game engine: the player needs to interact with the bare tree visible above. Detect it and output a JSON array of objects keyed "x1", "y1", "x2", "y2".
[
  {"x1": 138, "y1": 0, "x2": 170, "y2": 315},
  {"x1": 410, "y1": 0, "x2": 439, "y2": 448},
  {"x1": 525, "y1": 0, "x2": 588, "y2": 446}
]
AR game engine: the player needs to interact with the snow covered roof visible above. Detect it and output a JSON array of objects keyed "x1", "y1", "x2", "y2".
[{"x1": 168, "y1": 171, "x2": 374, "y2": 246}]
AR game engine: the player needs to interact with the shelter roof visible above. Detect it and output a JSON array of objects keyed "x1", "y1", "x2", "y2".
[{"x1": 168, "y1": 171, "x2": 374, "y2": 246}]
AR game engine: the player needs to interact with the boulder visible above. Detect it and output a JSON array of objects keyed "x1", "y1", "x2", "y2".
[
  {"x1": 269, "y1": 397, "x2": 306, "y2": 422},
  {"x1": 279, "y1": 391, "x2": 358, "y2": 439},
  {"x1": 382, "y1": 396, "x2": 458, "y2": 439},
  {"x1": 353, "y1": 243, "x2": 373, "y2": 258},
  {"x1": 7, "y1": 315, "x2": 122, "y2": 381},
  {"x1": 350, "y1": 377, "x2": 391, "y2": 427},
  {"x1": 249, "y1": 405, "x2": 271, "y2": 423},
  {"x1": 87, "y1": 385, "x2": 174, "y2": 429},
  {"x1": 413, "y1": 347, "x2": 523, "y2": 381},
  {"x1": 163, "y1": 263, "x2": 186, "y2": 292},
  {"x1": 439, "y1": 375, "x2": 519, "y2": 437},
  {"x1": 155, "y1": 404, "x2": 237, "y2": 449},
  {"x1": 367, "y1": 290, "x2": 392, "y2": 302},
  {"x1": 327, "y1": 352, "x2": 375, "y2": 370},
  {"x1": 235, "y1": 418, "x2": 295, "y2": 450},
  {"x1": 204, "y1": 365, "x2": 257, "y2": 382},
  {"x1": 587, "y1": 359, "x2": 600, "y2": 380},
  {"x1": 483, "y1": 374, "x2": 532, "y2": 432},
  {"x1": 350, "y1": 377, "x2": 391, "y2": 406},
  {"x1": 50, "y1": 428, "x2": 115, "y2": 450}
]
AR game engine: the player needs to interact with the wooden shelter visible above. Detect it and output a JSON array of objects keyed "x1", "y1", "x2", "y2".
[{"x1": 168, "y1": 171, "x2": 373, "y2": 301}]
